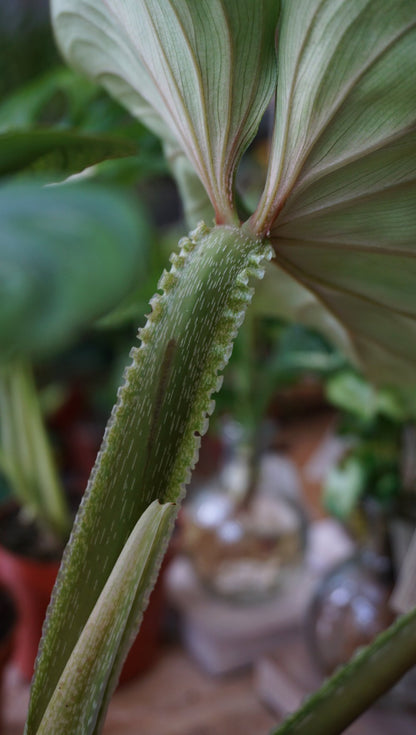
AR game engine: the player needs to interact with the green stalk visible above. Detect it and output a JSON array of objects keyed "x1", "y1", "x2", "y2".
[
  {"x1": 26, "y1": 222, "x2": 272, "y2": 735},
  {"x1": 272, "y1": 607, "x2": 416, "y2": 735},
  {"x1": 0, "y1": 361, "x2": 71, "y2": 540},
  {"x1": 0, "y1": 366, "x2": 33, "y2": 509}
]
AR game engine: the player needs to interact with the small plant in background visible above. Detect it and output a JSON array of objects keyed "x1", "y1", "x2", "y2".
[
  {"x1": 0, "y1": 1, "x2": 413, "y2": 733},
  {"x1": 218, "y1": 317, "x2": 344, "y2": 444},
  {"x1": 323, "y1": 371, "x2": 413, "y2": 522}
]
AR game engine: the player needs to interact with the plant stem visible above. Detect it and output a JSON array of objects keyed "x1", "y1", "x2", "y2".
[
  {"x1": 26, "y1": 223, "x2": 272, "y2": 735},
  {"x1": 272, "y1": 607, "x2": 416, "y2": 735},
  {"x1": 0, "y1": 361, "x2": 71, "y2": 540}
]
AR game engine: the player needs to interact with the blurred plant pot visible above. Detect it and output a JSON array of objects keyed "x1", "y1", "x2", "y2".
[
  {"x1": 0, "y1": 503, "x2": 169, "y2": 683},
  {"x1": 0, "y1": 543, "x2": 59, "y2": 681},
  {"x1": 0, "y1": 583, "x2": 17, "y2": 732},
  {"x1": 0, "y1": 502, "x2": 62, "y2": 681},
  {"x1": 268, "y1": 376, "x2": 327, "y2": 420}
]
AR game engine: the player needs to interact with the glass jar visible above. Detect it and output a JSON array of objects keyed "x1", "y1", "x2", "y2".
[
  {"x1": 306, "y1": 547, "x2": 395, "y2": 675},
  {"x1": 306, "y1": 498, "x2": 416, "y2": 685},
  {"x1": 181, "y1": 420, "x2": 308, "y2": 603}
]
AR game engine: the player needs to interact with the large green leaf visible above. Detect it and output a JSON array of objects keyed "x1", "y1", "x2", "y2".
[
  {"x1": 51, "y1": 0, "x2": 280, "y2": 223},
  {"x1": 251, "y1": 0, "x2": 416, "y2": 386},
  {"x1": 0, "y1": 129, "x2": 138, "y2": 178},
  {"x1": 0, "y1": 181, "x2": 149, "y2": 362}
]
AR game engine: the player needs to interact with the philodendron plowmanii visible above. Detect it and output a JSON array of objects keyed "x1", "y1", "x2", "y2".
[{"x1": 26, "y1": 1, "x2": 416, "y2": 733}]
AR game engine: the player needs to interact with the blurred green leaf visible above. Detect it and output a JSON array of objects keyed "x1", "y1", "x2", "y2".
[
  {"x1": 0, "y1": 3, "x2": 58, "y2": 98},
  {"x1": 326, "y1": 372, "x2": 379, "y2": 422},
  {"x1": 0, "y1": 67, "x2": 167, "y2": 185},
  {"x1": 323, "y1": 456, "x2": 366, "y2": 519},
  {"x1": 0, "y1": 180, "x2": 150, "y2": 362},
  {"x1": 0, "y1": 129, "x2": 139, "y2": 179},
  {"x1": 0, "y1": 65, "x2": 165, "y2": 141},
  {"x1": 0, "y1": 67, "x2": 98, "y2": 132},
  {"x1": 326, "y1": 371, "x2": 411, "y2": 422}
]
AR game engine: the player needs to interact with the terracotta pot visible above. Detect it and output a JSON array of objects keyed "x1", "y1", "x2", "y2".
[
  {"x1": 0, "y1": 542, "x2": 168, "y2": 684},
  {"x1": 0, "y1": 545, "x2": 58, "y2": 681}
]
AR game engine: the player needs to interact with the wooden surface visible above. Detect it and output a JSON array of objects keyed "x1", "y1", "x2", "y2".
[
  {"x1": 3, "y1": 638, "x2": 416, "y2": 734},
  {"x1": 104, "y1": 646, "x2": 275, "y2": 735},
  {"x1": 2, "y1": 645, "x2": 276, "y2": 735}
]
